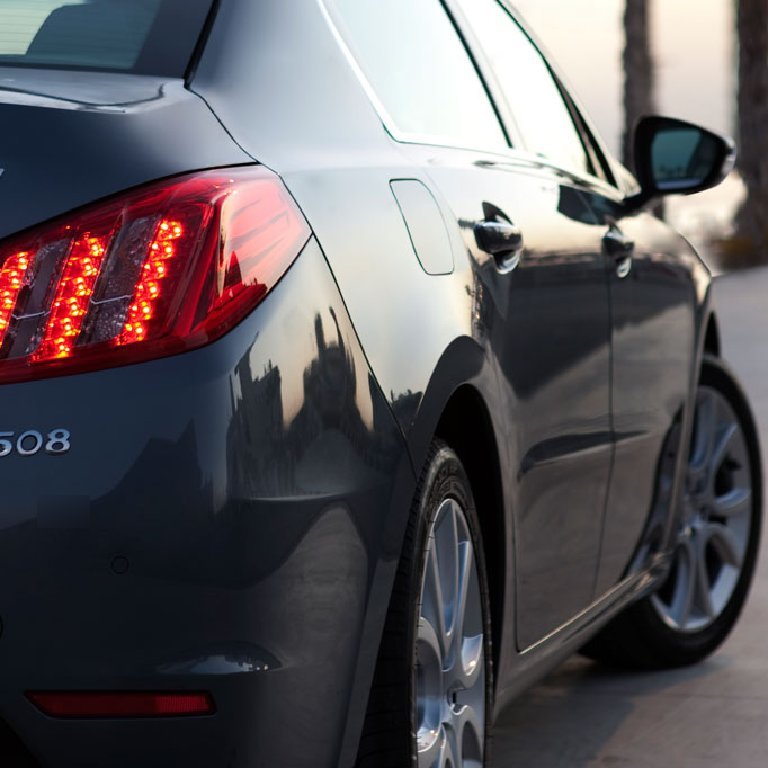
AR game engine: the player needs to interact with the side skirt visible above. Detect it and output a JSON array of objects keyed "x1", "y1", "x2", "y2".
[{"x1": 493, "y1": 552, "x2": 670, "y2": 717}]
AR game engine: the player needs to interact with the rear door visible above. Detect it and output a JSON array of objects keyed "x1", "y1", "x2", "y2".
[
  {"x1": 331, "y1": 0, "x2": 612, "y2": 650},
  {"x1": 446, "y1": 0, "x2": 615, "y2": 649},
  {"x1": 325, "y1": 0, "x2": 613, "y2": 652}
]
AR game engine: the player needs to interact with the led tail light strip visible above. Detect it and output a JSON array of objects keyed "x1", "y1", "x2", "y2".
[
  {"x1": 0, "y1": 167, "x2": 310, "y2": 384},
  {"x1": 0, "y1": 252, "x2": 32, "y2": 341},
  {"x1": 35, "y1": 231, "x2": 112, "y2": 360},
  {"x1": 118, "y1": 218, "x2": 184, "y2": 346}
]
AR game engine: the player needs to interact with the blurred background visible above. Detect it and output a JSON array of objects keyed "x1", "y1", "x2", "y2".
[
  {"x1": 513, "y1": 0, "x2": 757, "y2": 273},
  {"x1": 0, "y1": 1, "x2": 755, "y2": 272}
]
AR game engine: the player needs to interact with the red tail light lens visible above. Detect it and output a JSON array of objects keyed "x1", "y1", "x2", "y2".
[
  {"x1": 27, "y1": 691, "x2": 214, "y2": 718},
  {"x1": 0, "y1": 167, "x2": 310, "y2": 384}
]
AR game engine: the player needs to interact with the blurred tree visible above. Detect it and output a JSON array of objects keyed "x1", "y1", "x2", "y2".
[
  {"x1": 622, "y1": 0, "x2": 655, "y2": 170},
  {"x1": 733, "y1": 0, "x2": 768, "y2": 265},
  {"x1": 623, "y1": 0, "x2": 663, "y2": 217}
]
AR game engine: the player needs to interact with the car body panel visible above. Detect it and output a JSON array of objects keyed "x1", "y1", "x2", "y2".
[
  {"x1": 192, "y1": 0, "x2": 716, "y2": 756},
  {"x1": 597, "y1": 204, "x2": 701, "y2": 593},
  {"x1": 0, "y1": 0, "x2": 725, "y2": 765},
  {"x1": 393, "y1": 141, "x2": 615, "y2": 650},
  {"x1": 0, "y1": 69, "x2": 251, "y2": 242},
  {"x1": 0, "y1": 240, "x2": 411, "y2": 767}
]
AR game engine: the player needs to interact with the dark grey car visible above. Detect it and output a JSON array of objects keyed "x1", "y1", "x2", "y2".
[{"x1": 0, "y1": 1, "x2": 760, "y2": 766}]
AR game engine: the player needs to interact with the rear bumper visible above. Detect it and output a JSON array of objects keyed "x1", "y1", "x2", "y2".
[{"x1": 0, "y1": 240, "x2": 410, "y2": 767}]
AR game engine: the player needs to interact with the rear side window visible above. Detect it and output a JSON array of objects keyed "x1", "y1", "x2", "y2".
[
  {"x1": 0, "y1": 0, "x2": 213, "y2": 76},
  {"x1": 456, "y1": 0, "x2": 589, "y2": 175},
  {"x1": 326, "y1": 0, "x2": 507, "y2": 152}
]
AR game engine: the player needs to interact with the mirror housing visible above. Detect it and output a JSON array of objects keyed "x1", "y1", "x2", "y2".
[{"x1": 625, "y1": 116, "x2": 735, "y2": 210}]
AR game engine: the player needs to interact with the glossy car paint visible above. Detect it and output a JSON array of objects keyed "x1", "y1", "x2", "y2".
[
  {"x1": 0, "y1": 71, "x2": 251, "y2": 242},
  {"x1": 0, "y1": 0, "x2": 717, "y2": 766},
  {"x1": 0, "y1": 238, "x2": 410, "y2": 767}
]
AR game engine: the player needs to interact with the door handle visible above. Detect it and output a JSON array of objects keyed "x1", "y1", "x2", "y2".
[
  {"x1": 603, "y1": 229, "x2": 634, "y2": 279},
  {"x1": 474, "y1": 219, "x2": 524, "y2": 274}
]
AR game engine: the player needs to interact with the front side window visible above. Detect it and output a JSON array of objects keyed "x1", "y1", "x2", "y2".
[
  {"x1": 456, "y1": 0, "x2": 589, "y2": 175},
  {"x1": 327, "y1": 0, "x2": 507, "y2": 152}
]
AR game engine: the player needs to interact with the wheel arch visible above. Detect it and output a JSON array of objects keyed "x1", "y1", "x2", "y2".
[
  {"x1": 383, "y1": 334, "x2": 511, "y2": 698},
  {"x1": 434, "y1": 383, "x2": 507, "y2": 679},
  {"x1": 704, "y1": 312, "x2": 721, "y2": 358}
]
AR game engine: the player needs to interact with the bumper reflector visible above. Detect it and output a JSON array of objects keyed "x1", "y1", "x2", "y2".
[{"x1": 27, "y1": 691, "x2": 214, "y2": 718}]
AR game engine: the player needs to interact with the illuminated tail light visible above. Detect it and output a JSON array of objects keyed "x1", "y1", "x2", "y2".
[
  {"x1": 0, "y1": 167, "x2": 310, "y2": 384},
  {"x1": 27, "y1": 691, "x2": 215, "y2": 718}
]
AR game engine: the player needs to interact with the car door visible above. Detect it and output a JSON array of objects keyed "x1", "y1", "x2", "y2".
[
  {"x1": 324, "y1": 0, "x2": 613, "y2": 652},
  {"x1": 429, "y1": 0, "x2": 615, "y2": 650},
  {"x1": 587, "y1": 192, "x2": 698, "y2": 596}
]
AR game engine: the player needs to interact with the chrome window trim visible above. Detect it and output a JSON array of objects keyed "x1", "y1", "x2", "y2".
[{"x1": 316, "y1": 0, "x2": 510, "y2": 155}]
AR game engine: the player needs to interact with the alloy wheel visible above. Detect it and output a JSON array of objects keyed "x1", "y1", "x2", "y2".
[
  {"x1": 415, "y1": 498, "x2": 485, "y2": 768},
  {"x1": 652, "y1": 385, "x2": 753, "y2": 632}
]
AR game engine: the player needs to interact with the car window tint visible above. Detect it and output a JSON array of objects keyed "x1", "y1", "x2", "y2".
[
  {"x1": 456, "y1": 0, "x2": 589, "y2": 174},
  {"x1": 0, "y1": 0, "x2": 213, "y2": 76},
  {"x1": 327, "y1": 0, "x2": 507, "y2": 151}
]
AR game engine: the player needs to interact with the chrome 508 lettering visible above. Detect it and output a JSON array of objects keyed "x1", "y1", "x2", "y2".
[{"x1": 0, "y1": 429, "x2": 71, "y2": 457}]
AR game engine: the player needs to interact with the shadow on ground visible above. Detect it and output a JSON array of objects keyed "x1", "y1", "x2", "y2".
[{"x1": 491, "y1": 656, "x2": 724, "y2": 767}]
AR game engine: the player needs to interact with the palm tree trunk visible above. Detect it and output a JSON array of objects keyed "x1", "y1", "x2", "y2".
[
  {"x1": 622, "y1": 0, "x2": 655, "y2": 171},
  {"x1": 735, "y1": 0, "x2": 768, "y2": 264}
]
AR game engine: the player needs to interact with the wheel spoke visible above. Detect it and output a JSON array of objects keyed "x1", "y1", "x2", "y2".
[
  {"x1": 713, "y1": 488, "x2": 751, "y2": 519},
  {"x1": 434, "y1": 502, "x2": 460, "y2": 653},
  {"x1": 443, "y1": 719, "x2": 460, "y2": 768},
  {"x1": 710, "y1": 422, "x2": 738, "y2": 474},
  {"x1": 696, "y1": 389, "x2": 718, "y2": 467},
  {"x1": 459, "y1": 635, "x2": 483, "y2": 691},
  {"x1": 418, "y1": 616, "x2": 443, "y2": 668},
  {"x1": 417, "y1": 722, "x2": 445, "y2": 768},
  {"x1": 669, "y1": 539, "x2": 696, "y2": 628},
  {"x1": 703, "y1": 522, "x2": 743, "y2": 569},
  {"x1": 694, "y1": 540, "x2": 715, "y2": 619},
  {"x1": 687, "y1": 458, "x2": 707, "y2": 493},
  {"x1": 422, "y1": 546, "x2": 448, "y2": 657},
  {"x1": 450, "y1": 699, "x2": 484, "y2": 768},
  {"x1": 452, "y1": 540, "x2": 473, "y2": 655},
  {"x1": 439, "y1": 726, "x2": 457, "y2": 768}
]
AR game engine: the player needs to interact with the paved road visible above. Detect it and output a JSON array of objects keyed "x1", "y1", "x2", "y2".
[{"x1": 492, "y1": 267, "x2": 768, "y2": 768}]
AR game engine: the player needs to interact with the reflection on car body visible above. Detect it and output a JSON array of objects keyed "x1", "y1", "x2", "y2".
[{"x1": 0, "y1": 1, "x2": 760, "y2": 766}]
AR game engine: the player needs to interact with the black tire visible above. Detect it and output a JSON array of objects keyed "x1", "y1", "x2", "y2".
[
  {"x1": 582, "y1": 355, "x2": 762, "y2": 669},
  {"x1": 356, "y1": 441, "x2": 493, "y2": 767}
]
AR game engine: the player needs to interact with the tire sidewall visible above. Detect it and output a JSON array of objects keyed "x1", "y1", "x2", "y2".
[
  {"x1": 641, "y1": 356, "x2": 763, "y2": 661},
  {"x1": 408, "y1": 443, "x2": 494, "y2": 766}
]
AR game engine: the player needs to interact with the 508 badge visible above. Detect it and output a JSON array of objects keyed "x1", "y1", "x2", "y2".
[{"x1": 0, "y1": 430, "x2": 71, "y2": 457}]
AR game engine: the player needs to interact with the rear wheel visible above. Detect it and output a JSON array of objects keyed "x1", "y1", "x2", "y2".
[
  {"x1": 357, "y1": 442, "x2": 492, "y2": 767},
  {"x1": 582, "y1": 356, "x2": 762, "y2": 669}
]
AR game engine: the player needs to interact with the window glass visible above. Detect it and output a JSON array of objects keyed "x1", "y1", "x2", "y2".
[
  {"x1": 0, "y1": 0, "x2": 213, "y2": 76},
  {"x1": 328, "y1": 0, "x2": 507, "y2": 151},
  {"x1": 456, "y1": 0, "x2": 589, "y2": 174}
]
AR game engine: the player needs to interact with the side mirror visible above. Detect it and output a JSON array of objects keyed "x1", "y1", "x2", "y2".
[{"x1": 626, "y1": 116, "x2": 734, "y2": 209}]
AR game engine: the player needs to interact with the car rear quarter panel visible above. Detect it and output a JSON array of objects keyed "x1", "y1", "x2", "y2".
[
  {"x1": 191, "y1": 0, "x2": 482, "y2": 438},
  {"x1": 192, "y1": 0, "x2": 504, "y2": 480},
  {"x1": 192, "y1": 2, "x2": 512, "y2": 758},
  {"x1": 0, "y1": 240, "x2": 411, "y2": 768}
]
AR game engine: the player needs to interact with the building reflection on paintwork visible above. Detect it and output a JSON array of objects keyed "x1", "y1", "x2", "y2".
[
  {"x1": 80, "y1": 242, "x2": 406, "y2": 602},
  {"x1": 226, "y1": 306, "x2": 397, "y2": 499}
]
